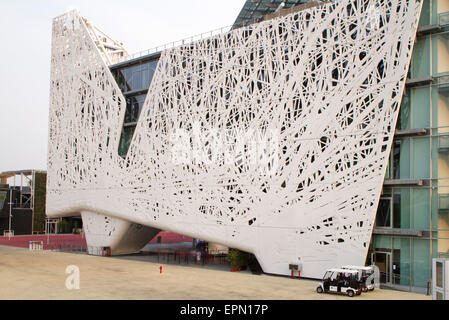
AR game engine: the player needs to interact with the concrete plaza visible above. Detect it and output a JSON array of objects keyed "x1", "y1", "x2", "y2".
[{"x1": 0, "y1": 245, "x2": 430, "y2": 300}]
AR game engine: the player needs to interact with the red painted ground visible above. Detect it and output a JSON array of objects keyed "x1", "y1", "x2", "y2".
[
  {"x1": 0, "y1": 232, "x2": 192, "y2": 250},
  {"x1": 0, "y1": 234, "x2": 87, "y2": 250},
  {"x1": 148, "y1": 232, "x2": 193, "y2": 244}
]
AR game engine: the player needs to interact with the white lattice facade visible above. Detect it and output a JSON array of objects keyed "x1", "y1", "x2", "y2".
[{"x1": 47, "y1": 0, "x2": 423, "y2": 278}]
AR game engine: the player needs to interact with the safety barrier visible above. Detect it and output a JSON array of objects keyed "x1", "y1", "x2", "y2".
[
  {"x1": 154, "y1": 251, "x2": 229, "y2": 266},
  {"x1": 124, "y1": 25, "x2": 231, "y2": 61},
  {"x1": 47, "y1": 242, "x2": 87, "y2": 253},
  {"x1": 378, "y1": 271, "x2": 431, "y2": 294},
  {"x1": 29, "y1": 241, "x2": 43, "y2": 251},
  {"x1": 3, "y1": 230, "x2": 14, "y2": 237}
]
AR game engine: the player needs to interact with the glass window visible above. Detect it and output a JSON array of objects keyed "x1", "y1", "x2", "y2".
[
  {"x1": 412, "y1": 137, "x2": 430, "y2": 179},
  {"x1": 397, "y1": 89, "x2": 411, "y2": 130},
  {"x1": 124, "y1": 94, "x2": 147, "y2": 124},
  {"x1": 393, "y1": 194, "x2": 401, "y2": 228},
  {"x1": 142, "y1": 64, "x2": 150, "y2": 89},
  {"x1": 394, "y1": 189, "x2": 410, "y2": 229},
  {"x1": 124, "y1": 98, "x2": 133, "y2": 123},
  {"x1": 411, "y1": 36, "x2": 431, "y2": 78},
  {"x1": 123, "y1": 67, "x2": 132, "y2": 91},
  {"x1": 393, "y1": 238, "x2": 411, "y2": 286},
  {"x1": 385, "y1": 158, "x2": 391, "y2": 179},
  {"x1": 436, "y1": 33, "x2": 449, "y2": 75},
  {"x1": 137, "y1": 95, "x2": 146, "y2": 112},
  {"x1": 118, "y1": 126, "x2": 135, "y2": 158},
  {"x1": 131, "y1": 68, "x2": 141, "y2": 91},
  {"x1": 373, "y1": 235, "x2": 392, "y2": 250},
  {"x1": 376, "y1": 197, "x2": 392, "y2": 227},
  {"x1": 412, "y1": 188, "x2": 430, "y2": 229},
  {"x1": 419, "y1": 0, "x2": 431, "y2": 26},
  {"x1": 393, "y1": 140, "x2": 401, "y2": 179},
  {"x1": 436, "y1": 261, "x2": 443, "y2": 288},
  {"x1": 438, "y1": 0, "x2": 449, "y2": 15},
  {"x1": 412, "y1": 239, "x2": 431, "y2": 288},
  {"x1": 437, "y1": 90, "x2": 449, "y2": 130},
  {"x1": 392, "y1": 140, "x2": 411, "y2": 180},
  {"x1": 411, "y1": 87, "x2": 431, "y2": 129},
  {"x1": 148, "y1": 60, "x2": 158, "y2": 82}
]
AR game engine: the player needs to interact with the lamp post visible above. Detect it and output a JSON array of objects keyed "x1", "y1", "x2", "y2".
[{"x1": 8, "y1": 189, "x2": 12, "y2": 239}]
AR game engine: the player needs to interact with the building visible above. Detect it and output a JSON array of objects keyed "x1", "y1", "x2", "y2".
[
  {"x1": 368, "y1": 0, "x2": 449, "y2": 292},
  {"x1": 47, "y1": 0, "x2": 423, "y2": 280},
  {"x1": 0, "y1": 170, "x2": 47, "y2": 235},
  {"x1": 230, "y1": 0, "x2": 449, "y2": 293}
]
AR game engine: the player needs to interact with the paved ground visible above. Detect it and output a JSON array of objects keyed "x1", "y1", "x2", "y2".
[{"x1": 0, "y1": 245, "x2": 430, "y2": 300}]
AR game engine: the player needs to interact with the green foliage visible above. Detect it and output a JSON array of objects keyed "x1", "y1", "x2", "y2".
[
  {"x1": 33, "y1": 172, "x2": 47, "y2": 233},
  {"x1": 226, "y1": 249, "x2": 249, "y2": 267},
  {"x1": 59, "y1": 219, "x2": 72, "y2": 234}
]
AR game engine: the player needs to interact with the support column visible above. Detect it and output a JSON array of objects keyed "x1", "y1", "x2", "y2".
[{"x1": 81, "y1": 211, "x2": 160, "y2": 256}]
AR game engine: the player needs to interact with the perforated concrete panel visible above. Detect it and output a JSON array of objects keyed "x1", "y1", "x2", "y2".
[{"x1": 48, "y1": 0, "x2": 423, "y2": 278}]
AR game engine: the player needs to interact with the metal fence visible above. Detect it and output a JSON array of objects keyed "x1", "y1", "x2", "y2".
[
  {"x1": 152, "y1": 251, "x2": 229, "y2": 267},
  {"x1": 378, "y1": 271, "x2": 431, "y2": 295},
  {"x1": 47, "y1": 242, "x2": 87, "y2": 253},
  {"x1": 124, "y1": 25, "x2": 232, "y2": 61}
]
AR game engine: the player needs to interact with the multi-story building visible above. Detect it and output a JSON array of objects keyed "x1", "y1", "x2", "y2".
[
  {"x1": 231, "y1": 0, "x2": 449, "y2": 295},
  {"x1": 47, "y1": 0, "x2": 425, "y2": 283},
  {"x1": 0, "y1": 170, "x2": 47, "y2": 235},
  {"x1": 368, "y1": 0, "x2": 449, "y2": 293}
]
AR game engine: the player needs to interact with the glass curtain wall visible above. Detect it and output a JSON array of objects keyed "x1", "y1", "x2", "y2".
[
  {"x1": 371, "y1": 0, "x2": 449, "y2": 292},
  {"x1": 111, "y1": 58, "x2": 159, "y2": 157}
]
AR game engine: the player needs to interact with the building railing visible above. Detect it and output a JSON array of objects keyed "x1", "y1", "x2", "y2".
[
  {"x1": 124, "y1": 25, "x2": 232, "y2": 61},
  {"x1": 440, "y1": 12, "x2": 449, "y2": 26},
  {"x1": 379, "y1": 271, "x2": 430, "y2": 294},
  {"x1": 48, "y1": 242, "x2": 86, "y2": 253},
  {"x1": 439, "y1": 194, "x2": 449, "y2": 212},
  {"x1": 438, "y1": 252, "x2": 449, "y2": 259},
  {"x1": 438, "y1": 134, "x2": 449, "y2": 152},
  {"x1": 120, "y1": 13, "x2": 449, "y2": 65},
  {"x1": 3, "y1": 230, "x2": 14, "y2": 237},
  {"x1": 437, "y1": 73, "x2": 449, "y2": 86},
  {"x1": 152, "y1": 251, "x2": 229, "y2": 267}
]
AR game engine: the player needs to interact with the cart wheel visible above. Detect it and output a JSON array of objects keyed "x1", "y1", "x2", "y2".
[
  {"x1": 317, "y1": 286, "x2": 324, "y2": 293},
  {"x1": 347, "y1": 290, "x2": 355, "y2": 297},
  {"x1": 369, "y1": 288, "x2": 375, "y2": 291}
]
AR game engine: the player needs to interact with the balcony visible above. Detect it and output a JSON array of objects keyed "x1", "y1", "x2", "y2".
[
  {"x1": 440, "y1": 12, "x2": 449, "y2": 26},
  {"x1": 438, "y1": 74, "x2": 449, "y2": 93},
  {"x1": 372, "y1": 227, "x2": 426, "y2": 237},
  {"x1": 417, "y1": 24, "x2": 442, "y2": 37},
  {"x1": 383, "y1": 179, "x2": 429, "y2": 187},
  {"x1": 439, "y1": 194, "x2": 449, "y2": 213},
  {"x1": 405, "y1": 77, "x2": 434, "y2": 88},
  {"x1": 394, "y1": 128, "x2": 429, "y2": 138},
  {"x1": 438, "y1": 135, "x2": 449, "y2": 152}
]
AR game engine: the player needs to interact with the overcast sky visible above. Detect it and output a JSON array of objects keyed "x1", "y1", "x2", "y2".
[{"x1": 0, "y1": 0, "x2": 244, "y2": 173}]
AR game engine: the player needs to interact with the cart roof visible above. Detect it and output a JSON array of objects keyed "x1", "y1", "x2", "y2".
[
  {"x1": 326, "y1": 268, "x2": 359, "y2": 274},
  {"x1": 342, "y1": 265, "x2": 373, "y2": 270}
]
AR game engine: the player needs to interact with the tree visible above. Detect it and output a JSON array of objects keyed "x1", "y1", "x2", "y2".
[{"x1": 226, "y1": 249, "x2": 249, "y2": 268}]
